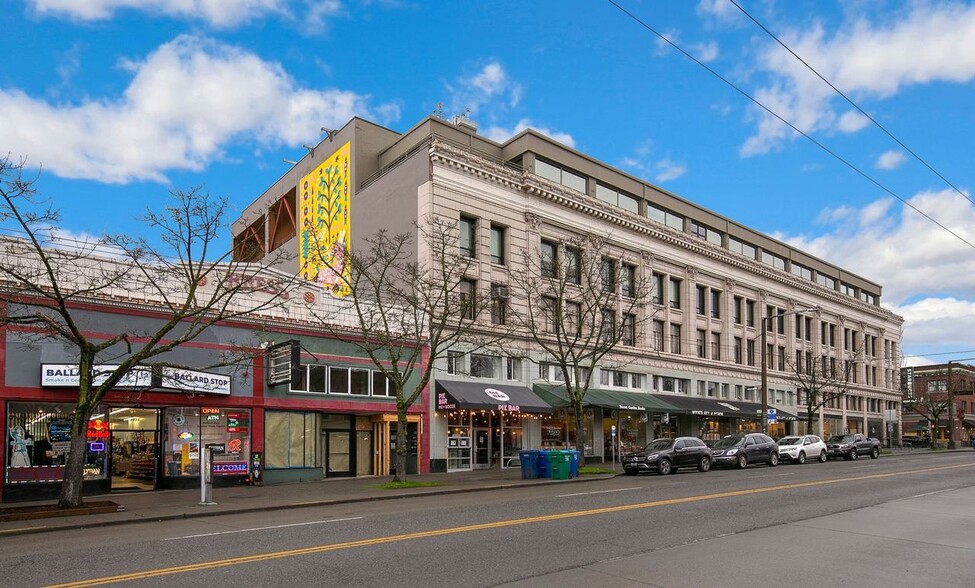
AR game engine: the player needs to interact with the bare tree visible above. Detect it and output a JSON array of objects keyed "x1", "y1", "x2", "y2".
[
  {"x1": 904, "y1": 365, "x2": 962, "y2": 446},
  {"x1": 786, "y1": 344, "x2": 864, "y2": 436},
  {"x1": 0, "y1": 155, "x2": 294, "y2": 507},
  {"x1": 305, "y1": 216, "x2": 503, "y2": 481},
  {"x1": 507, "y1": 235, "x2": 654, "y2": 465}
]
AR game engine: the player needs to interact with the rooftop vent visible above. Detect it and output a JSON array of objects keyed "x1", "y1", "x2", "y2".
[{"x1": 452, "y1": 109, "x2": 478, "y2": 133}]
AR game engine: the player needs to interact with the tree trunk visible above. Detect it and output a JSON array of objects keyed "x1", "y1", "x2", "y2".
[
  {"x1": 58, "y1": 409, "x2": 91, "y2": 508},
  {"x1": 394, "y1": 417, "x2": 407, "y2": 482},
  {"x1": 572, "y1": 401, "x2": 587, "y2": 467}
]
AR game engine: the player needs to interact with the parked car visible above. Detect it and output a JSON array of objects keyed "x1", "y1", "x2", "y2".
[
  {"x1": 777, "y1": 434, "x2": 827, "y2": 464},
  {"x1": 711, "y1": 433, "x2": 778, "y2": 469},
  {"x1": 826, "y1": 434, "x2": 881, "y2": 460},
  {"x1": 622, "y1": 437, "x2": 712, "y2": 475}
]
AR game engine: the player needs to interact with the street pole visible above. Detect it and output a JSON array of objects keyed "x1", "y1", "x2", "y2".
[{"x1": 761, "y1": 321, "x2": 768, "y2": 434}]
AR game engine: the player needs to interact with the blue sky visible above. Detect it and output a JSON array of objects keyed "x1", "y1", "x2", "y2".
[{"x1": 2, "y1": 0, "x2": 974, "y2": 365}]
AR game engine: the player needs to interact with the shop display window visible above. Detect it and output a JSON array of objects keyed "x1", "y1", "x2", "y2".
[
  {"x1": 265, "y1": 411, "x2": 321, "y2": 468},
  {"x1": 5, "y1": 401, "x2": 108, "y2": 484},
  {"x1": 163, "y1": 407, "x2": 251, "y2": 477}
]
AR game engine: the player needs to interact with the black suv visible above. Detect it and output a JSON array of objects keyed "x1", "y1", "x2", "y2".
[
  {"x1": 622, "y1": 437, "x2": 712, "y2": 476},
  {"x1": 711, "y1": 433, "x2": 778, "y2": 469}
]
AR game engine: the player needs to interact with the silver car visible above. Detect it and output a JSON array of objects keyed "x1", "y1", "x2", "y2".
[{"x1": 777, "y1": 434, "x2": 827, "y2": 464}]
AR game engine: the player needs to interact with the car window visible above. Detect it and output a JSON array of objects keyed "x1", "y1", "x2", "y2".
[
  {"x1": 713, "y1": 436, "x2": 744, "y2": 448},
  {"x1": 644, "y1": 439, "x2": 675, "y2": 451},
  {"x1": 689, "y1": 438, "x2": 705, "y2": 447},
  {"x1": 674, "y1": 440, "x2": 685, "y2": 450},
  {"x1": 828, "y1": 435, "x2": 853, "y2": 443},
  {"x1": 778, "y1": 437, "x2": 800, "y2": 445},
  {"x1": 744, "y1": 438, "x2": 755, "y2": 447}
]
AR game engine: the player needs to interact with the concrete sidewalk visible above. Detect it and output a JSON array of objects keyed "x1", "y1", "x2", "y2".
[{"x1": 0, "y1": 466, "x2": 610, "y2": 537}]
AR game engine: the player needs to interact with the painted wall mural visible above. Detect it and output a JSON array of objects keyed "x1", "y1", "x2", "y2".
[{"x1": 299, "y1": 141, "x2": 351, "y2": 297}]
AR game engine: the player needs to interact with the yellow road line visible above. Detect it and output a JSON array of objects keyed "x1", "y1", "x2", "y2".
[{"x1": 48, "y1": 462, "x2": 975, "y2": 587}]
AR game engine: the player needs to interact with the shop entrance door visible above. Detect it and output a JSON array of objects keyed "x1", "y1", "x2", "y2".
[
  {"x1": 110, "y1": 430, "x2": 158, "y2": 492},
  {"x1": 323, "y1": 430, "x2": 351, "y2": 477},
  {"x1": 355, "y1": 431, "x2": 373, "y2": 476},
  {"x1": 474, "y1": 427, "x2": 491, "y2": 468}
]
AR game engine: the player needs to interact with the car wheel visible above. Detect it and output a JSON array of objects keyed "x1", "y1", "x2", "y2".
[
  {"x1": 698, "y1": 456, "x2": 711, "y2": 472},
  {"x1": 657, "y1": 458, "x2": 672, "y2": 475},
  {"x1": 819, "y1": 450, "x2": 828, "y2": 463},
  {"x1": 769, "y1": 452, "x2": 778, "y2": 467},
  {"x1": 870, "y1": 447, "x2": 880, "y2": 459},
  {"x1": 797, "y1": 451, "x2": 806, "y2": 465},
  {"x1": 736, "y1": 454, "x2": 747, "y2": 469},
  {"x1": 850, "y1": 448, "x2": 859, "y2": 460}
]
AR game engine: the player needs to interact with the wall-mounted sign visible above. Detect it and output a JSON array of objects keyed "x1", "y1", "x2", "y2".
[
  {"x1": 40, "y1": 364, "x2": 152, "y2": 388},
  {"x1": 159, "y1": 367, "x2": 231, "y2": 395}
]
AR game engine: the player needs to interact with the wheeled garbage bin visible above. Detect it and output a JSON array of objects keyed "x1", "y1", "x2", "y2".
[
  {"x1": 550, "y1": 450, "x2": 571, "y2": 480},
  {"x1": 519, "y1": 450, "x2": 540, "y2": 479},
  {"x1": 568, "y1": 450, "x2": 580, "y2": 478},
  {"x1": 537, "y1": 450, "x2": 553, "y2": 478}
]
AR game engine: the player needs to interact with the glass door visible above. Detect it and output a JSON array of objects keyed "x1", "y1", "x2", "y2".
[
  {"x1": 474, "y1": 427, "x2": 491, "y2": 468},
  {"x1": 110, "y1": 430, "x2": 157, "y2": 492},
  {"x1": 324, "y1": 431, "x2": 351, "y2": 477}
]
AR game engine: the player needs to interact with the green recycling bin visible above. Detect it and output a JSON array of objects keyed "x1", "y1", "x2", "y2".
[{"x1": 550, "y1": 450, "x2": 571, "y2": 480}]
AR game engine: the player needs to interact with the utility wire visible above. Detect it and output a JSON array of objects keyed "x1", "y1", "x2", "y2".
[
  {"x1": 604, "y1": 0, "x2": 975, "y2": 251},
  {"x1": 729, "y1": 0, "x2": 975, "y2": 208}
]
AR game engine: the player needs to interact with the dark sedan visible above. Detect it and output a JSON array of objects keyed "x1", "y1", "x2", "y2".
[
  {"x1": 711, "y1": 433, "x2": 779, "y2": 469},
  {"x1": 622, "y1": 437, "x2": 713, "y2": 475}
]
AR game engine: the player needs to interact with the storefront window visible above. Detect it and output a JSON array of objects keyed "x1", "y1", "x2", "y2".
[
  {"x1": 162, "y1": 407, "x2": 251, "y2": 476},
  {"x1": 5, "y1": 401, "x2": 108, "y2": 484},
  {"x1": 447, "y1": 412, "x2": 472, "y2": 471},
  {"x1": 541, "y1": 413, "x2": 565, "y2": 448},
  {"x1": 163, "y1": 407, "x2": 201, "y2": 477},
  {"x1": 265, "y1": 411, "x2": 320, "y2": 468}
]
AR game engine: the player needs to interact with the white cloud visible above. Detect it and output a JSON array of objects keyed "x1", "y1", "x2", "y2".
[
  {"x1": 654, "y1": 158, "x2": 687, "y2": 182},
  {"x1": 692, "y1": 41, "x2": 720, "y2": 63},
  {"x1": 618, "y1": 142, "x2": 686, "y2": 183},
  {"x1": 779, "y1": 189, "x2": 975, "y2": 354},
  {"x1": 744, "y1": 4, "x2": 975, "y2": 154},
  {"x1": 448, "y1": 61, "x2": 523, "y2": 117},
  {"x1": 28, "y1": 0, "x2": 293, "y2": 27},
  {"x1": 697, "y1": 0, "x2": 739, "y2": 22},
  {"x1": 482, "y1": 119, "x2": 574, "y2": 148},
  {"x1": 876, "y1": 150, "x2": 908, "y2": 170},
  {"x1": 0, "y1": 35, "x2": 398, "y2": 183},
  {"x1": 836, "y1": 110, "x2": 869, "y2": 133}
]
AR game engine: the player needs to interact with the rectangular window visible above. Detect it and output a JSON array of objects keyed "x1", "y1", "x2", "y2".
[
  {"x1": 621, "y1": 264, "x2": 636, "y2": 297},
  {"x1": 601, "y1": 309, "x2": 617, "y2": 343},
  {"x1": 372, "y1": 371, "x2": 392, "y2": 397},
  {"x1": 329, "y1": 367, "x2": 349, "y2": 394},
  {"x1": 746, "y1": 339, "x2": 755, "y2": 366},
  {"x1": 652, "y1": 273, "x2": 664, "y2": 305},
  {"x1": 711, "y1": 333, "x2": 721, "y2": 360},
  {"x1": 490, "y1": 283, "x2": 507, "y2": 325},
  {"x1": 541, "y1": 239, "x2": 558, "y2": 278},
  {"x1": 728, "y1": 237, "x2": 756, "y2": 259},
  {"x1": 490, "y1": 224, "x2": 506, "y2": 265},
  {"x1": 733, "y1": 296, "x2": 743, "y2": 324},
  {"x1": 265, "y1": 411, "x2": 318, "y2": 469},
  {"x1": 745, "y1": 300, "x2": 755, "y2": 327},
  {"x1": 600, "y1": 258, "x2": 616, "y2": 292},
  {"x1": 622, "y1": 313, "x2": 636, "y2": 346},
  {"x1": 542, "y1": 296, "x2": 558, "y2": 334},
  {"x1": 691, "y1": 222, "x2": 722, "y2": 246},
  {"x1": 506, "y1": 358, "x2": 522, "y2": 381},
  {"x1": 566, "y1": 301, "x2": 582, "y2": 337},
  {"x1": 707, "y1": 381, "x2": 719, "y2": 398},
  {"x1": 761, "y1": 251, "x2": 786, "y2": 270},
  {"x1": 470, "y1": 354, "x2": 498, "y2": 379},
  {"x1": 790, "y1": 263, "x2": 812, "y2": 280},
  {"x1": 447, "y1": 351, "x2": 463, "y2": 375},
  {"x1": 696, "y1": 285, "x2": 707, "y2": 315},
  {"x1": 652, "y1": 320, "x2": 664, "y2": 350},
  {"x1": 535, "y1": 158, "x2": 586, "y2": 192},
  {"x1": 840, "y1": 282, "x2": 857, "y2": 297},
  {"x1": 805, "y1": 317, "x2": 813, "y2": 342},
  {"x1": 669, "y1": 278, "x2": 681, "y2": 309},
  {"x1": 697, "y1": 329, "x2": 706, "y2": 358},
  {"x1": 459, "y1": 279, "x2": 476, "y2": 320},
  {"x1": 565, "y1": 246, "x2": 581, "y2": 284},
  {"x1": 670, "y1": 324, "x2": 682, "y2": 354},
  {"x1": 350, "y1": 369, "x2": 370, "y2": 396},
  {"x1": 734, "y1": 337, "x2": 743, "y2": 364},
  {"x1": 459, "y1": 215, "x2": 476, "y2": 258},
  {"x1": 817, "y1": 273, "x2": 836, "y2": 289},
  {"x1": 710, "y1": 290, "x2": 721, "y2": 319},
  {"x1": 646, "y1": 202, "x2": 684, "y2": 230}
]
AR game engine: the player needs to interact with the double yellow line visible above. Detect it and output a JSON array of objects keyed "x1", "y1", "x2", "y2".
[{"x1": 50, "y1": 462, "x2": 974, "y2": 587}]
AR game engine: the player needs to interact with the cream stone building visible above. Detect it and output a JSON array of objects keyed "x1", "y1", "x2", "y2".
[{"x1": 234, "y1": 115, "x2": 904, "y2": 472}]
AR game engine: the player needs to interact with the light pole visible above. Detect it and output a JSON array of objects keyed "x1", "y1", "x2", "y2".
[{"x1": 760, "y1": 306, "x2": 819, "y2": 434}]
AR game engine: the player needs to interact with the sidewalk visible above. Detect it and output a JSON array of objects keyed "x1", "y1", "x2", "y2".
[{"x1": 0, "y1": 466, "x2": 612, "y2": 537}]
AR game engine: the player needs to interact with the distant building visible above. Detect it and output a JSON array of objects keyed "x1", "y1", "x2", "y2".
[
  {"x1": 901, "y1": 363, "x2": 975, "y2": 446},
  {"x1": 235, "y1": 114, "x2": 904, "y2": 471}
]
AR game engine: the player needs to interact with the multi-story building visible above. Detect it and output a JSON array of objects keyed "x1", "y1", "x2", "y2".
[
  {"x1": 901, "y1": 363, "x2": 975, "y2": 446},
  {"x1": 234, "y1": 114, "x2": 904, "y2": 472}
]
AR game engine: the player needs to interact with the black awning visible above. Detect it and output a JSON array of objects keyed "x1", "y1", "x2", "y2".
[
  {"x1": 435, "y1": 380, "x2": 552, "y2": 413},
  {"x1": 649, "y1": 394, "x2": 799, "y2": 421}
]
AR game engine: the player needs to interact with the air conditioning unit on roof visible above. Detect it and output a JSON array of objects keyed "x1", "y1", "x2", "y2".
[{"x1": 492, "y1": 286, "x2": 510, "y2": 300}]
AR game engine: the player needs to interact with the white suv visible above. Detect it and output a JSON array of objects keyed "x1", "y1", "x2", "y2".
[{"x1": 777, "y1": 434, "x2": 827, "y2": 464}]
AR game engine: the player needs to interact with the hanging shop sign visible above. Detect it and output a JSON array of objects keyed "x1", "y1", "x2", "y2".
[
  {"x1": 40, "y1": 364, "x2": 153, "y2": 388},
  {"x1": 158, "y1": 367, "x2": 231, "y2": 395}
]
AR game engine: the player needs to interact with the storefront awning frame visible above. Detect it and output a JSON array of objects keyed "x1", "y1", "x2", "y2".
[
  {"x1": 532, "y1": 384, "x2": 678, "y2": 412},
  {"x1": 435, "y1": 380, "x2": 552, "y2": 413}
]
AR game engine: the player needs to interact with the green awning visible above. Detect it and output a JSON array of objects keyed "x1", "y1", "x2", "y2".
[
  {"x1": 910, "y1": 424, "x2": 929, "y2": 432},
  {"x1": 533, "y1": 384, "x2": 678, "y2": 412}
]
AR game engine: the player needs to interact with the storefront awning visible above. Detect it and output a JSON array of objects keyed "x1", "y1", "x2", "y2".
[
  {"x1": 964, "y1": 419, "x2": 975, "y2": 428},
  {"x1": 532, "y1": 384, "x2": 678, "y2": 412},
  {"x1": 435, "y1": 380, "x2": 552, "y2": 413},
  {"x1": 649, "y1": 394, "x2": 795, "y2": 420}
]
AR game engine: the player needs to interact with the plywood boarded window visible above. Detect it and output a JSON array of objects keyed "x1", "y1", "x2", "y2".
[
  {"x1": 233, "y1": 216, "x2": 266, "y2": 262},
  {"x1": 268, "y1": 188, "x2": 297, "y2": 252}
]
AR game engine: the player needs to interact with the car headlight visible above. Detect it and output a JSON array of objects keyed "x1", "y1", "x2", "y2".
[
  {"x1": 725, "y1": 448, "x2": 739, "y2": 455},
  {"x1": 645, "y1": 453, "x2": 659, "y2": 462}
]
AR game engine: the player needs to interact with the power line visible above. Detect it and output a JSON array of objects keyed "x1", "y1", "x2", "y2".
[
  {"x1": 604, "y1": 0, "x2": 975, "y2": 251},
  {"x1": 728, "y1": 0, "x2": 975, "y2": 208}
]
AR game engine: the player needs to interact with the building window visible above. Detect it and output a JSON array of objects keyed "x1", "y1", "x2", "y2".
[
  {"x1": 669, "y1": 278, "x2": 681, "y2": 309},
  {"x1": 696, "y1": 285, "x2": 707, "y2": 315},
  {"x1": 734, "y1": 337, "x2": 743, "y2": 364},
  {"x1": 601, "y1": 309, "x2": 616, "y2": 343},
  {"x1": 747, "y1": 339, "x2": 756, "y2": 366},
  {"x1": 596, "y1": 183, "x2": 640, "y2": 214},
  {"x1": 542, "y1": 296, "x2": 558, "y2": 334},
  {"x1": 761, "y1": 251, "x2": 786, "y2": 270},
  {"x1": 470, "y1": 355, "x2": 499, "y2": 379},
  {"x1": 728, "y1": 237, "x2": 756, "y2": 259},
  {"x1": 330, "y1": 367, "x2": 349, "y2": 394},
  {"x1": 600, "y1": 258, "x2": 616, "y2": 292},
  {"x1": 710, "y1": 290, "x2": 721, "y2": 319},
  {"x1": 265, "y1": 411, "x2": 318, "y2": 469},
  {"x1": 566, "y1": 301, "x2": 582, "y2": 337},
  {"x1": 459, "y1": 279, "x2": 476, "y2": 320},
  {"x1": 840, "y1": 282, "x2": 857, "y2": 297},
  {"x1": 536, "y1": 158, "x2": 587, "y2": 193},
  {"x1": 652, "y1": 273, "x2": 664, "y2": 305},
  {"x1": 691, "y1": 221, "x2": 722, "y2": 246},
  {"x1": 565, "y1": 246, "x2": 581, "y2": 284},
  {"x1": 711, "y1": 334, "x2": 721, "y2": 361},
  {"x1": 506, "y1": 358, "x2": 522, "y2": 381},
  {"x1": 745, "y1": 300, "x2": 755, "y2": 327},
  {"x1": 646, "y1": 203, "x2": 684, "y2": 230},
  {"x1": 541, "y1": 239, "x2": 557, "y2": 278},
  {"x1": 490, "y1": 284, "x2": 508, "y2": 325},
  {"x1": 733, "y1": 296, "x2": 743, "y2": 325},
  {"x1": 790, "y1": 263, "x2": 812, "y2": 280},
  {"x1": 459, "y1": 215, "x2": 476, "y2": 258},
  {"x1": 652, "y1": 320, "x2": 664, "y2": 350},
  {"x1": 621, "y1": 264, "x2": 636, "y2": 297},
  {"x1": 622, "y1": 313, "x2": 636, "y2": 346},
  {"x1": 670, "y1": 324, "x2": 682, "y2": 354},
  {"x1": 447, "y1": 351, "x2": 463, "y2": 375},
  {"x1": 817, "y1": 273, "x2": 836, "y2": 289},
  {"x1": 490, "y1": 224, "x2": 506, "y2": 265},
  {"x1": 350, "y1": 369, "x2": 370, "y2": 395},
  {"x1": 601, "y1": 369, "x2": 643, "y2": 389},
  {"x1": 697, "y1": 329, "x2": 706, "y2": 358},
  {"x1": 372, "y1": 371, "x2": 393, "y2": 397}
]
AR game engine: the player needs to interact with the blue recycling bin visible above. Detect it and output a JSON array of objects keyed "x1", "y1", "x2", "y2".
[
  {"x1": 568, "y1": 450, "x2": 580, "y2": 478},
  {"x1": 537, "y1": 450, "x2": 553, "y2": 478},
  {"x1": 519, "y1": 450, "x2": 540, "y2": 479}
]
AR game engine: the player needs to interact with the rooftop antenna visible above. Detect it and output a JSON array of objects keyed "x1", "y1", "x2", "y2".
[{"x1": 432, "y1": 102, "x2": 444, "y2": 119}]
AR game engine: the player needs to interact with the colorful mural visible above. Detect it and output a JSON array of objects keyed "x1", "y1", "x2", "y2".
[{"x1": 299, "y1": 141, "x2": 351, "y2": 297}]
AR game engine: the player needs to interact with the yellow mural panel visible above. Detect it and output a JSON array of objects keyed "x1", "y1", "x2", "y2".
[{"x1": 299, "y1": 141, "x2": 351, "y2": 297}]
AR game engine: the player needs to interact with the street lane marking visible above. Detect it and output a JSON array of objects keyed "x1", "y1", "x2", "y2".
[
  {"x1": 47, "y1": 462, "x2": 975, "y2": 587},
  {"x1": 556, "y1": 487, "x2": 642, "y2": 497},
  {"x1": 162, "y1": 517, "x2": 364, "y2": 540}
]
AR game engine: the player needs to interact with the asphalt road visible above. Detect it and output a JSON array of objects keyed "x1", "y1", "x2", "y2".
[{"x1": 3, "y1": 452, "x2": 974, "y2": 587}]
